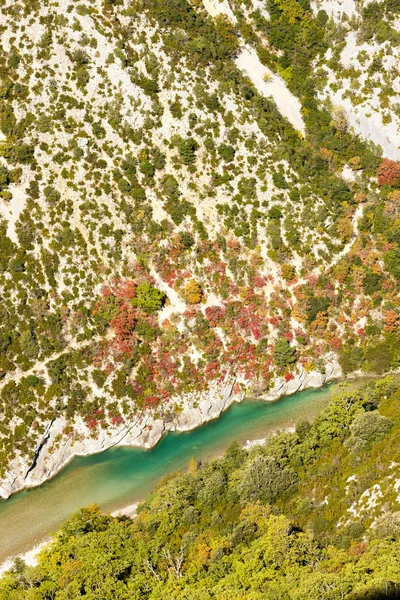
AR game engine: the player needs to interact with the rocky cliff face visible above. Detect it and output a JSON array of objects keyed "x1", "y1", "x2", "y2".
[
  {"x1": 260, "y1": 353, "x2": 342, "y2": 401},
  {"x1": 0, "y1": 354, "x2": 341, "y2": 499},
  {"x1": 0, "y1": 377, "x2": 243, "y2": 499}
]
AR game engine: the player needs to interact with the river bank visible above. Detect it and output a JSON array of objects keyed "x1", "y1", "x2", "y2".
[
  {"x1": 0, "y1": 503, "x2": 140, "y2": 577},
  {"x1": 0, "y1": 353, "x2": 341, "y2": 500},
  {"x1": 0, "y1": 372, "x2": 383, "y2": 574},
  {"x1": 0, "y1": 380, "x2": 346, "y2": 566}
]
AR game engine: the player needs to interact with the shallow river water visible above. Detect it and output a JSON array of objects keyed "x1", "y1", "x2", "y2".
[{"x1": 0, "y1": 381, "x2": 353, "y2": 563}]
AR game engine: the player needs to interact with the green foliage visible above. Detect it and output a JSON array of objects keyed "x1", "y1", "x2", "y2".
[
  {"x1": 179, "y1": 231, "x2": 195, "y2": 250},
  {"x1": 177, "y1": 137, "x2": 199, "y2": 165},
  {"x1": 131, "y1": 282, "x2": 165, "y2": 313},
  {"x1": 370, "y1": 511, "x2": 400, "y2": 540},
  {"x1": 12, "y1": 143, "x2": 35, "y2": 164},
  {"x1": 339, "y1": 345, "x2": 364, "y2": 374},
  {"x1": 273, "y1": 338, "x2": 296, "y2": 367},
  {"x1": 218, "y1": 143, "x2": 235, "y2": 162},
  {"x1": 0, "y1": 220, "x2": 14, "y2": 272},
  {"x1": 44, "y1": 186, "x2": 61, "y2": 203},
  {"x1": 71, "y1": 48, "x2": 90, "y2": 65},
  {"x1": 272, "y1": 171, "x2": 288, "y2": 189},
  {"x1": 364, "y1": 340, "x2": 395, "y2": 374},
  {"x1": 0, "y1": 165, "x2": 9, "y2": 191},
  {"x1": 139, "y1": 159, "x2": 155, "y2": 178},
  {"x1": 238, "y1": 454, "x2": 298, "y2": 503},
  {"x1": 141, "y1": 0, "x2": 239, "y2": 65},
  {"x1": 307, "y1": 295, "x2": 330, "y2": 324},
  {"x1": 268, "y1": 205, "x2": 283, "y2": 219},
  {"x1": 162, "y1": 174, "x2": 180, "y2": 198},
  {"x1": 345, "y1": 410, "x2": 393, "y2": 453},
  {"x1": 384, "y1": 248, "x2": 400, "y2": 281},
  {"x1": 363, "y1": 270, "x2": 383, "y2": 295}
]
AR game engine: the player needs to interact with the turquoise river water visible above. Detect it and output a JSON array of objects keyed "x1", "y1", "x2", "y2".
[{"x1": 0, "y1": 382, "x2": 353, "y2": 563}]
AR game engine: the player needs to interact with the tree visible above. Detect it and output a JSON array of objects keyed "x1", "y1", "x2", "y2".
[
  {"x1": 139, "y1": 160, "x2": 155, "y2": 178},
  {"x1": 377, "y1": 158, "x2": 400, "y2": 187},
  {"x1": 179, "y1": 231, "x2": 195, "y2": 250},
  {"x1": 187, "y1": 457, "x2": 198, "y2": 475},
  {"x1": 345, "y1": 410, "x2": 393, "y2": 453},
  {"x1": 330, "y1": 105, "x2": 348, "y2": 133},
  {"x1": 384, "y1": 310, "x2": 400, "y2": 332},
  {"x1": 71, "y1": 48, "x2": 90, "y2": 65},
  {"x1": 238, "y1": 455, "x2": 298, "y2": 503},
  {"x1": 184, "y1": 279, "x2": 202, "y2": 304},
  {"x1": 339, "y1": 346, "x2": 364, "y2": 374},
  {"x1": 131, "y1": 282, "x2": 165, "y2": 313},
  {"x1": 365, "y1": 341, "x2": 393, "y2": 374},
  {"x1": 276, "y1": 0, "x2": 304, "y2": 23},
  {"x1": 162, "y1": 174, "x2": 180, "y2": 198},
  {"x1": 14, "y1": 143, "x2": 35, "y2": 164},
  {"x1": 273, "y1": 339, "x2": 296, "y2": 367},
  {"x1": 178, "y1": 137, "x2": 199, "y2": 165},
  {"x1": 198, "y1": 470, "x2": 226, "y2": 508},
  {"x1": 268, "y1": 206, "x2": 283, "y2": 219},
  {"x1": 384, "y1": 189, "x2": 400, "y2": 219},
  {"x1": 306, "y1": 296, "x2": 330, "y2": 324},
  {"x1": 336, "y1": 216, "x2": 353, "y2": 242},
  {"x1": 370, "y1": 511, "x2": 400, "y2": 540},
  {"x1": 218, "y1": 143, "x2": 235, "y2": 162},
  {"x1": 0, "y1": 165, "x2": 9, "y2": 192},
  {"x1": 363, "y1": 270, "x2": 382, "y2": 295},
  {"x1": 272, "y1": 171, "x2": 288, "y2": 189},
  {"x1": 281, "y1": 264, "x2": 295, "y2": 280},
  {"x1": 384, "y1": 248, "x2": 400, "y2": 281}
]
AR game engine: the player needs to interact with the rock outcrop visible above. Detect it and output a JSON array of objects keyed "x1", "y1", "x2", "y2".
[
  {"x1": 0, "y1": 377, "x2": 243, "y2": 499},
  {"x1": 261, "y1": 353, "x2": 342, "y2": 401},
  {"x1": 0, "y1": 354, "x2": 342, "y2": 499}
]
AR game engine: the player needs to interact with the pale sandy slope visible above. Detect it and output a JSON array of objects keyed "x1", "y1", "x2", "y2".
[
  {"x1": 202, "y1": 0, "x2": 306, "y2": 135},
  {"x1": 235, "y1": 47, "x2": 305, "y2": 135}
]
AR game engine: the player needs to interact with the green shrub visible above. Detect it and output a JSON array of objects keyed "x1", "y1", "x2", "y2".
[
  {"x1": 238, "y1": 454, "x2": 298, "y2": 503},
  {"x1": 272, "y1": 171, "x2": 288, "y2": 189},
  {"x1": 218, "y1": 143, "x2": 235, "y2": 162},
  {"x1": 345, "y1": 410, "x2": 393, "y2": 453},
  {"x1": 131, "y1": 282, "x2": 165, "y2": 314},
  {"x1": 273, "y1": 338, "x2": 296, "y2": 367}
]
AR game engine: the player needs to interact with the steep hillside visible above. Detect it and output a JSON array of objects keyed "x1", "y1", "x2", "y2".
[
  {"x1": 314, "y1": 0, "x2": 400, "y2": 160},
  {"x1": 0, "y1": 0, "x2": 399, "y2": 494},
  {"x1": 1, "y1": 377, "x2": 400, "y2": 598}
]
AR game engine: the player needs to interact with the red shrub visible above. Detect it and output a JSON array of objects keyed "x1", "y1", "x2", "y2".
[
  {"x1": 205, "y1": 305, "x2": 227, "y2": 326},
  {"x1": 328, "y1": 337, "x2": 342, "y2": 350},
  {"x1": 112, "y1": 279, "x2": 137, "y2": 300},
  {"x1": 143, "y1": 396, "x2": 159, "y2": 407},
  {"x1": 377, "y1": 158, "x2": 400, "y2": 187},
  {"x1": 253, "y1": 275, "x2": 267, "y2": 287},
  {"x1": 109, "y1": 305, "x2": 136, "y2": 339}
]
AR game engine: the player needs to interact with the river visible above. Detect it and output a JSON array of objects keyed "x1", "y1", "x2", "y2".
[{"x1": 0, "y1": 382, "x2": 348, "y2": 564}]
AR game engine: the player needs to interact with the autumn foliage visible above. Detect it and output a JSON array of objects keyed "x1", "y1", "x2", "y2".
[
  {"x1": 384, "y1": 310, "x2": 400, "y2": 332},
  {"x1": 184, "y1": 279, "x2": 202, "y2": 304},
  {"x1": 377, "y1": 158, "x2": 400, "y2": 187}
]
